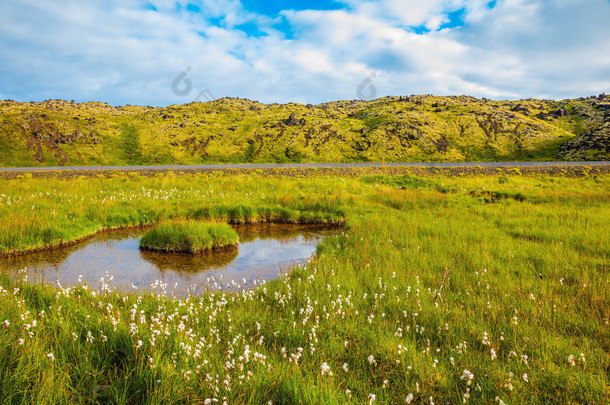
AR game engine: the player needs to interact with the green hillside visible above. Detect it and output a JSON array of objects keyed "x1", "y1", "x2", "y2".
[{"x1": 1, "y1": 94, "x2": 608, "y2": 167}]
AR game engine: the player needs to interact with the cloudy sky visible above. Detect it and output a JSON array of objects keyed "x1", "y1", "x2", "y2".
[{"x1": 1, "y1": 0, "x2": 609, "y2": 106}]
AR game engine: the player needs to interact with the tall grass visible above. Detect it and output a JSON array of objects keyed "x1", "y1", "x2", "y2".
[
  {"x1": 0, "y1": 171, "x2": 608, "y2": 403},
  {"x1": 140, "y1": 221, "x2": 238, "y2": 253},
  {"x1": 0, "y1": 173, "x2": 348, "y2": 254}
]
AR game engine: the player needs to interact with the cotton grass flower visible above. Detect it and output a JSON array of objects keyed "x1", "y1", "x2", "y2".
[
  {"x1": 406, "y1": 393, "x2": 414, "y2": 403},
  {"x1": 460, "y1": 370, "x2": 474, "y2": 385},
  {"x1": 320, "y1": 362, "x2": 332, "y2": 376},
  {"x1": 47, "y1": 353, "x2": 55, "y2": 361},
  {"x1": 463, "y1": 388, "x2": 471, "y2": 403}
]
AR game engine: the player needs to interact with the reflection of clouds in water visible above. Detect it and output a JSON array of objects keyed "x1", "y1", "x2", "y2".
[{"x1": 1, "y1": 225, "x2": 341, "y2": 296}]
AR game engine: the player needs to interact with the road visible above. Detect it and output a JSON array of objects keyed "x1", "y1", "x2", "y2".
[{"x1": 0, "y1": 161, "x2": 608, "y2": 172}]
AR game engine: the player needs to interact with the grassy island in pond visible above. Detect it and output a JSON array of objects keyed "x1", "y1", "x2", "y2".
[{"x1": 139, "y1": 221, "x2": 238, "y2": 254}]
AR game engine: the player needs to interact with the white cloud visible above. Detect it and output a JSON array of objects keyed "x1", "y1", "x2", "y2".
[{"x1": 0, "y1": 0, "x2": 608, "y2": 105}]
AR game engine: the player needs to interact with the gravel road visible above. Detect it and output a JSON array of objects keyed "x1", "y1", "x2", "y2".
[{"x1": 1, "y1": 161, "x2": 608, "y2": 172}]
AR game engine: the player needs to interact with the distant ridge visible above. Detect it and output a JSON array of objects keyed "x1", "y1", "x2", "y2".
[{"x1": 1, "y1": 94, "x2": 608, "y2": 167}]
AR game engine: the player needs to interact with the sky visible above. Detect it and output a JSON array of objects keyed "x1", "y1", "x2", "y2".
[{"x1": 1, "y1": 0, "x2": 609, "y2": 106}]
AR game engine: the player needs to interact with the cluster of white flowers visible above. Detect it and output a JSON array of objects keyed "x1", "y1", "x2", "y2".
[
  {"x1": 320, "y1": 362, "x2": 332, "y2": 376},
  {"x1": 460, "y1": 369, "x2": 474, "y2": 385}
]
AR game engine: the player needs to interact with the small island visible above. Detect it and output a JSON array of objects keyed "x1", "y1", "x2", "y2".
[{"x1": 139, "y1": 221, "x2": 239, "y2": 254}]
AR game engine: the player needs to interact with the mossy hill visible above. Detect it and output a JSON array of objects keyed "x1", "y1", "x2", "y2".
[{"x1": 1, "y1": 94, "x2": 608, "y2": 167}]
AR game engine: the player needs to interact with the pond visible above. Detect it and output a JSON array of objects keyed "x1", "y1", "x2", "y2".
[{"x1": 0, "y1": 224, "x2": 342, "y2": 296}]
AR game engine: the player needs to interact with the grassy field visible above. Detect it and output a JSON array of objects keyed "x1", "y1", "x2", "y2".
[{"x1": 0, "y1": 171, "x2": 608, "y2": 403}]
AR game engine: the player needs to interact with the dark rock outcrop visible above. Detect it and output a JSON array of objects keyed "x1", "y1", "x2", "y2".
[
  {"x1": 557, "y1": 123, "x2": 610, "y2": 161},
  {"x1": 285, "y1": 113, "x2": 305, "y2": 126}
]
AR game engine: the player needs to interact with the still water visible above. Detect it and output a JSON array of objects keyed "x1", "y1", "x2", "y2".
[{"x1": 0, "y1": 224, "x2": 341, "y2": 296}]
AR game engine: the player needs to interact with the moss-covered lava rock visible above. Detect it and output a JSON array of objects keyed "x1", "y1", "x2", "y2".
[
  {"x1": 1, "y1": 94, "x2": 609, "y2": 166},
  {"x1": 557, "y1": 122, "x2": 610, "y2": 161}
]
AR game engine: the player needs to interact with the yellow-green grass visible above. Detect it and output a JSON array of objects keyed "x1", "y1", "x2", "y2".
[
  {"x1": 0, "y1": 171, "x2": 608, "y2": 404},
  {"x1": 139, "y1": 221, "x2": 238, "y2": 254}
]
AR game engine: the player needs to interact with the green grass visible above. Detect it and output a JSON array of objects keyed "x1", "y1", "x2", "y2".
[
  {"x1": 0, "y1": 171, "x2": 608, "y2": 404},
  {"x1": 119, "y1": 124, "x2": 144, "y2": 165},
  {"x1": 0, "y1": 172, "x2": 346, "y2": 254},
  {"x1": 139, "y1": 221, "x2": 238, "y2": 254}
]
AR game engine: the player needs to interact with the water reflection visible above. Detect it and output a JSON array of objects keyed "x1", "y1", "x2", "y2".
[
  {"x1": 0, "y1": 224, "x2": 341, "y2": 296},
  {"x1": 140, "y1": 247, "x2": 239, "y2": 273}
]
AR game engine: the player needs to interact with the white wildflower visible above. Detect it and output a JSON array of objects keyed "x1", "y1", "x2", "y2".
[
  {"x1": 463, "y1": 388, "x2": 471, "y2": 403},
  {"x1": 460, "y1": 369, "x2": 474, "y2": 386}
]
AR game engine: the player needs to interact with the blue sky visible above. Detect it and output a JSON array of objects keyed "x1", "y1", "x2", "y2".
[
  {"x1": 0, "y1": 0, "x2": 609, "y2": 106},
  {"x1": 240, "y1": 1, "x2": 344, "y2": 16}
]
